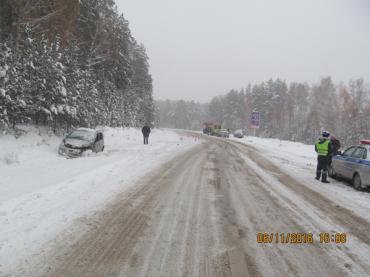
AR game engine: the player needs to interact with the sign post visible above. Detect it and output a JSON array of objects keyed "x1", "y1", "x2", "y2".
[{"x1": 251, "y1": 111, "x2": 260, "y2": 136}]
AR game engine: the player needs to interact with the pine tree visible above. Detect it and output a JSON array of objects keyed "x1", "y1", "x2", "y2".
[
  {"x1": 287, "y1": 82, "x2": 310, "y2": 141},
  {"x1": 130, "y1": 43, "x2": 154, "y2": 126},
  {"x1": 0, "y1": 42, "x2": 9, "y2": 128},
  {"x1": 307, "y1": 77, "x2": 338, "y2": 139}
]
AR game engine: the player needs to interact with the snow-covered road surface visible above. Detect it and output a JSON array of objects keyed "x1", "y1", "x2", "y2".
[
  {"x1": 230, "y1": 136, "x2": 370, "y2": 222},
  {"x1": 9, "y1": 134, "x2": 370, "y2": 277},
  {"x1": 0, "y1": 127, "x2": 199, "y2": 276}
]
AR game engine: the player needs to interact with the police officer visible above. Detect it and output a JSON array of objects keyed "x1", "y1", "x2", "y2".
[{"x1": 315, "y1": 131, "x2": 332, "y2": 183}]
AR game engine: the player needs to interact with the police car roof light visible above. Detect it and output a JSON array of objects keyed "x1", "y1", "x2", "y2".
[{"x1": 360, "y1": 139, "x2": 370, "y2": 145}]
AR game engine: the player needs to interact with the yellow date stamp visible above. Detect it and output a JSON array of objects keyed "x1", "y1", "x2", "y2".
[{"x1": 257, "y1": 232, "x2": 347, "y2": 244}]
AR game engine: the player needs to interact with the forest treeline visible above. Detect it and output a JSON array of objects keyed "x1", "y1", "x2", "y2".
[
  {"x1": 0, "y1": 0, "x2": 154, "y2": 131},
  {"x1": 157, "y1": 77, "x2": 369, "y2": 145}
]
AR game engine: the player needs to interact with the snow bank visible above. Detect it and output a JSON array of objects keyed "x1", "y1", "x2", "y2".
[{"x1": 0, "y1": 127, "x2": 199, "y2": 275}]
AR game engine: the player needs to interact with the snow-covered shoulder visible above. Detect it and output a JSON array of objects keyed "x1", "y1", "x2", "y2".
[{"x1": 0, "y1": 127, "x2": 199, "y2": 275}]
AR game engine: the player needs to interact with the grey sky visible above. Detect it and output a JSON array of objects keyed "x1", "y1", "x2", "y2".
[{"x1": 116, "y1": 0, "x2": 370, "y2": 102}]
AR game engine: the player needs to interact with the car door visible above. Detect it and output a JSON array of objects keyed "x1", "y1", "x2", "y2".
[
  {"x1": 360, "y1": 148, "x2": 370, "y2": 186},
  {"x1": 333, "y1": 146, "x2": 356, "y2": 177},
  {"x1": 344, "y1": 146, "x2": 364, "y2": 179},
  {"x1": 92, "y1": 132, "x2": 101, "y2": 153},
  {"x1": 350, "y1": 146, "x2": 367, "y2": 178},
  {"x1": 98, "y1": 132, "x2": 104, "y2": 151}
]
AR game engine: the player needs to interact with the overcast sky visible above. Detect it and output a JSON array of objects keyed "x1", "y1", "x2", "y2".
[{"x1": 116, "y1": 0, "x2": 370, "y2": 102}]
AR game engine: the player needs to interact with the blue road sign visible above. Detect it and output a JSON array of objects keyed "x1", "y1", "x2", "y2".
[{"x1": 251, "y1": 112, "x2": 260, "y2": 129}]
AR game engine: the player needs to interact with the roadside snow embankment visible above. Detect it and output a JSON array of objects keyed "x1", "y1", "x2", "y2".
[
  {"x1": 0, "y1": 127, "x2": 199, "y2": 274},
  {"x1": 231, "y1": 136, "x2": 370, "y2": 222}
]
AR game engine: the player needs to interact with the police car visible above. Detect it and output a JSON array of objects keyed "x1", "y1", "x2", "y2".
[{"x1": 329, "y1": 139, "x2": 370, "y2": 190}]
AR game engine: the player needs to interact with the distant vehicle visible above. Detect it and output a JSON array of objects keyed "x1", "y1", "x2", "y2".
[
  {"x1": 329, "y1": 139, "x2": 370, "y2": 190},
  {"x1": 219, "y1": 129, "x2": 230, "y2": 138},
  {"x1": 233, "y1": 129, "x2": 244, "y2": 138},
  {"x1": 58, "y1": 128, "x2": 104, "y2": 157},
  {"x1": 211, "y1": 124, "x2": 222, "y2": 136},
  {"x1": 203, "y1": 122, "x2": 213, "y2": 135},
  {"x1": 202, "y1": 122, "x2": 223, "y2": 136}
]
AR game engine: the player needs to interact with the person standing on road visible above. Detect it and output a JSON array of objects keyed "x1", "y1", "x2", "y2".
[
  {"x1": 142, "y1": 125, "x2": 151, "y2": 145},
  {"x1": 330, "y1": 135, "x2": 341, "y2": 155},
  {"x1": 315, "y1": 131, "x2": 333, "y2": 183},
  {"x1": 329, "y1": 135, "x2": 341, "y2": 165}
]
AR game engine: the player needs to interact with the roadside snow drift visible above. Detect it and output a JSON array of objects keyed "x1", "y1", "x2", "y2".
[{"x1": 0, "y1": 127, "x2": 199, "y2": 275}]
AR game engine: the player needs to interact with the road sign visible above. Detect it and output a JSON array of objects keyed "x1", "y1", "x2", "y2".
[{"x1": 251, "y1": 112, "x2": 260, "y2": 129}]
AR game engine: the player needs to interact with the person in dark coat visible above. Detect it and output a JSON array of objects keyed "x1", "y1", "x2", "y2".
[
  {"x1": 329, "y1": 135, "x2": 341, "y2": 165},
  {"x1": 142, "y1": 126, "x2": 151, "y2": 145},
  {"x1": 315, "y1": 131, "x2": 333, "y2": 183},
  {"x1": 330, "y1": 135, "x2": 341, "y2": 155}
]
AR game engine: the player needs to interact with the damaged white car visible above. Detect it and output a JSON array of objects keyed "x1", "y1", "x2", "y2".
[{"x1": 58, "y1": 128, "x2": 104, "y2": 157}]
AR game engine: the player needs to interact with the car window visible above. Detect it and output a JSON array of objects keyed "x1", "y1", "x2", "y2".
[
  {"x1": 351, "y1": 147, "x2": 365, "y2": 159},
  {"x1": 342, "y1": 147, "x2": 356, "y2": 157},
  {"x1": 67, "y1": 130, "x2": 95, "y2": 141}
]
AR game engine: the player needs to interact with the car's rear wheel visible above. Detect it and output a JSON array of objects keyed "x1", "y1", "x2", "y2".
[{"x1": 353, "y1": 173, "x2": 363, "y2": 191}]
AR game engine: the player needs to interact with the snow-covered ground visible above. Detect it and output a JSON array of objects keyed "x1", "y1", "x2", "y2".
[
  {"x1": 0, "y1": 127, "x2": 199, "y2": 274},
  {"x1": 231, "y1": 136, "x2": 370, "y2": 221},
  {"x1": 3, "y1": 130, "x2": 370, "y2": 275}
]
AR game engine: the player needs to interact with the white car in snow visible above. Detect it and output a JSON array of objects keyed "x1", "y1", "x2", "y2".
[
  {"x1": 219, "y1": 129, "x2": 230, "y2": 138},
  {"x1": 58, "y1": 128, "x2": 104, "y2": 157},
  {"x1": 233, "y1": 129, "x2": 244, "y2": 138}
]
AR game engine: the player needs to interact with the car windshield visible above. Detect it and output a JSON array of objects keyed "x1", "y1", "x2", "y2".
[
  {"x1": 67, "y1": 130, "x2": 95, "y2": 142},
  {"x1": 342, "y1": 147, "x2": 356, "y2": 157}
]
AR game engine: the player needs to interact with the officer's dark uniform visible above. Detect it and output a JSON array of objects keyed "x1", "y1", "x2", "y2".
[
  {"x1": 315, "y1": 132, "x2": 332, "y2": 183},
  {"x1": 142, "y1": 126, "x2": 151, "y2": 145}
]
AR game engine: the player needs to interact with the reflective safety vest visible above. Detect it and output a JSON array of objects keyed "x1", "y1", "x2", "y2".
[{"x1": 316, "y1": 140, "x2": 330, "y2": 156}]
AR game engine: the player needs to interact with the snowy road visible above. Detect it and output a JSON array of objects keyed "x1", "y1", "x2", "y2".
[
  {"x1": 20, "y1": 135, "x2": 370, "y2": 277},
  {"x1": 0, "y1": 128, "x2": 198, "y2": 276}
]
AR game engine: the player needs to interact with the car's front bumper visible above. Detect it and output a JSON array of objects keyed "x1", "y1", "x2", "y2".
[{"x1": 58, "y1": 145, "x2": 83, "y2": 157}]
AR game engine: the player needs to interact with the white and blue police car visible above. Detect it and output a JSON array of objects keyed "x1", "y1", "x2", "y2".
[{"x1": 329, "y1": 139, "x2": 370, "y2": 190}]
